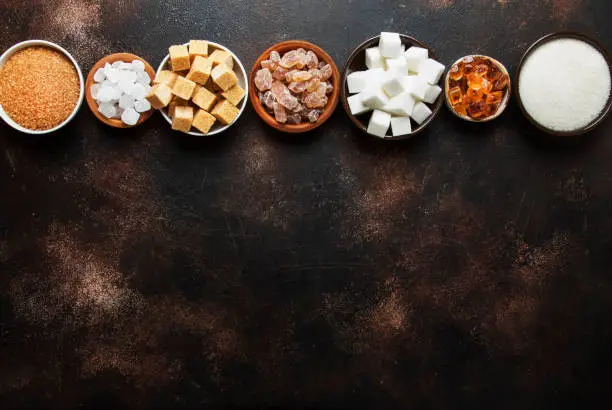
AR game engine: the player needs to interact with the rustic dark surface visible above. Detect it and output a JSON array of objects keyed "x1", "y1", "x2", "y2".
[{"x1": 1, "y1": 1, "x2": 612, "y2": 409}]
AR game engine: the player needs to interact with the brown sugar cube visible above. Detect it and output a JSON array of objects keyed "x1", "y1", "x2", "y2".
[
  {"x1": 186, "y1": 56, "x2": 212, "y2": 85},
  {"x1": 168, "y1": 96, "x2": 190, "y2": 117},
  {"x1": 209, "y1": 49, "x2": 234, "y2": 69},
  {"x1": 192, "y1": 86, "x2": 218, "y2": 111},
  {"x1": 171, "y1": 75, "x2": 197, "y2": 100},
  {"x1": 172, "y1": 105, "x2": 194, "y2": 133},
  {"x1": 146, "y1": 83, "x2": 173, "y2": 109},
  {"x1": 211, "y1": 99, "x2": 239, "y2": 125},
  {"x1": 153, "y1": 70, "x2": 178, "y2": 88},
  {"x1": 169, "y1": 45, "x2": 190, "y2": 72},
  {"x1": 189, "y1": 40, "x2": 209, "y2": 63},
  {"x1": 205, "y1": 77, "x2": 222, "y2": 93},
  {"x1": 192, "y1": 109, "x2": 217, "y2": 134},
  {"x1": 211, "y1": 64, "x2": 238, "y2": 91},
  {"x1": 221, "y1": 84, "x2": 245, "y2": 106}
]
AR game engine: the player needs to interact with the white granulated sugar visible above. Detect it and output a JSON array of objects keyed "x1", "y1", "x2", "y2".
[{"x1": 519, "y1": 38, "x2": 611, "y2": 132}]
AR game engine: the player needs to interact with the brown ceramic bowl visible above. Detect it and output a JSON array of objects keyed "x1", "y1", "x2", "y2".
[
  {"x1": 515, "y1": 32, "x2": 612, "y2": 136},
  {"x1": 249, "y1": 40, "x2": 340, "y2": 133},
  {"x1": 85, "y1": 53, "x2": 156, "y2": 128},
  {"x1": 341, "y1": 34, "x2": 444, "y2": 140},
  {"x1": 444, "y1": 55, "x2": 511, "y2": 122}
]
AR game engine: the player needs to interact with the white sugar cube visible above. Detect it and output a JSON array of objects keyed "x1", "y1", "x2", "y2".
[
  {"x1": 119, "y1": 94, "x2": 135, "y2": 110},
  {"x1": 360, "y1": 86, "x2": 389, "y2": 109},
  {"x1": 97, "y1": 102, "x2": 117, "y2": 119},
  {"x1": 347, "y1": 71, "x2": 369, "y2": 94},
  {"x1": 381, "y1": 73, "x2": 407, "y2": 98},
  {"x1": 365, "y1": 47, "x2": 385, "y2": 70},
  {"x1": 132, "y1": 60, "x2": 145, "y2": 72},
  {"x1": 134, "y1": 99, "x2": 151, "y2": 113},
  {"x1": 419, "y1": 58, "x2": 445, "y2": 85},
  {"x1": 379, "y1": 32, "x2": 402, "y2": 58},
  {"x1": 121, "y1": 108, "x2": 140, "y2": 126},
  {"x1": 93, "y1": 68, "x2": 106, "y2": 82},
  {"x1": 367, "y1": 109, "x2": 391, "y2": 138},
  {"x1": 347, "y1": 93, "x2": 372, "y2": 116},
  {"x1": 382, "y1": 92, "x2": 415, "y2": 116},
  {"x1": 90, "y1": 84, "x2": 101, "y2": 100},
  {"x1": 423, "y1": 84, "x2": 442, "y2": 104},
  {"x1": 406, "y1": 76, "x2": 429, "y2": 100},
  {"x1": 391, "y1": 116, "x2": 412, "y2": 137},
  {"x1": 410, "y1": 101, "x2": 432, "y2": 124},
  {"x1": 385, "y1": 58, "x2": 408, "y2": 75},
  {"x1": 136, "y1": 71, "x2": 151, "y2": 85},
  {"x1": 130, "y1": 83, "x2": 146, "y2": 100},
  {"x1": 404, "y1": 46, "x2": 428, "y2": 72}
]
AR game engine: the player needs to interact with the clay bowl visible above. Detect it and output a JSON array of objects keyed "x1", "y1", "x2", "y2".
[
  {"x1": 341, "y1": 34, "x2": 444, "y2": 140},
  {"x1": 515, "y1": 31, "x2": 612, "y2": 136},
  {"x1": 444, "y1": 55, "x2": 511, "y2": 122},
  {"x1": 249, "y1": 40, "x2": 340, "y2": 133},
  {"x1": 85, "y1": 52, "x2": 156, "y2": 128}
]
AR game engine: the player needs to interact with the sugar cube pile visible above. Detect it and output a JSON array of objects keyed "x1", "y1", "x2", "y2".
[
  {"x1": 92, "y1": 60, "x2": 152, "y2": 126},
  {"x1": 346, "y1": 32, "x2": 445, "y2": 138}
]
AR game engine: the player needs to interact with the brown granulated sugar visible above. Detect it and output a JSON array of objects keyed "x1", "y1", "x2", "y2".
[{"x1": 0, "y1": 46, "x2": 80, "y2": 130}]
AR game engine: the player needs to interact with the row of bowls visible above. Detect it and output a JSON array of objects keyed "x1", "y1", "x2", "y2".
[{"x1": 1, "y1": 33, "x2": 611, "y2": 138}]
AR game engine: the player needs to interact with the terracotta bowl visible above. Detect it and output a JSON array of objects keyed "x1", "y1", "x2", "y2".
[
  {"x1": 249, "y1": 40, "x2": 340, "y2": 133},
  {"x1": 515, "y1": 32, "x2": 612, "y2": 136},
  {"x1": 341, "y1": 34, "x2": 444, "y2": 140},
  {"x1": 85, "y1": 52, "x2": 156, "y2": 128},
  {"x1": 444, "y1": 55, "x2": 511, "y2": 122}
]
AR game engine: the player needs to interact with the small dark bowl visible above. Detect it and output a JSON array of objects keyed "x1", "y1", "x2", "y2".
[
  {"x1": 341, "y1": 34, "x2": 444, "y2": 140},
  {"x1": 515, "y1": 31, "x2": 612, "y2": 136}
]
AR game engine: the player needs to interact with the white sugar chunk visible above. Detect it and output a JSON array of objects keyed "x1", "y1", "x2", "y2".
[
  {"x1": 106, "y1": 68, "x2": 121, "y2": 84},
  {"x1": 118, "y1": 79, "x2": 135, "y2": 95},
  {"x1": 419, "y1": 58, "x2": 445, "y2": 85},
  {"x1": 136, "y1": 71, "x2": 151, "y2": 85},
  {"x1": 367, "y1": 109, "x2": 391, "y2": 138},
  {"x1": 360, "y1": 86, "x2": 389, "y2": 109},
  {"x1": 381, "y1": 73, "x2": 407, "y2": 98},
  {"x1": 379, "y1": 32, "x2": 402, "y2": 58},
  {"x1": 111, "y1": 61, "x2": 123, "y2": 68},
  {"x1": 118, "y1": 62, "x2": 133, "y2": 70},
  {"x1": 385, "y1": 58, "x2": 408, "y2": 75},
  {"x1": 132, "y1": 59, "x2": 145, "y2": 72},
  {"x1": 103, "y1": 62, "x2": 112, "y2": 76},
  {"x1": 142, "y1": 83, "x2": 152, "y2": 94},
  {"x1": 95, "y1": 86, "x2": 114, "y2": 103},
  {"x1": 119, "y1": 93, "x2": 135, "y2": 110},
  {"x1": 93, "y1": 68, "x2": 106, "y2": 82},
  {"x1": 134, "y1": 99, "x2": 151, "y2": 113},
  {"x1": 121, "y1": 108, "x2": 140, "y2": 126},
  {"x1": 347, "y1": 93, "x2": 372, "y2": 116},
  {"x1": 90, "y1": 84, "x2": 101, "y2": 100},
  {"x1": 365, "y1": 47, "x2": 385, "y2": 70},
  {"x1": 406, "y1": 76, "x2": 429, "y2": 100},
  {"x1": 404, "y1": 46, "x2": 428, "y2": 72},
  {"x1": 97, "y1": 102, "x2": 117, "y2": 119},
  {"x1": 347, "y1": 71, "x2": 370, "y2": 94},
  {"x1": 382, "y1": 92, "x2": 416, "y2": 116},
  {"x1": 108, "y1": 86, "x2": 121, "y2": 101},
  {"x1": 391, "y1": 116, "x2": 412, "y2": 137},
  {"x1": 410, "y1": 101, "x2": 432, "y2": 124},
  {"x1": 423, "y1": 84, "x2": 442, "y2": 104},
  {"x1": 130, "y1": 83, "x2": 146, "y2": 100}
]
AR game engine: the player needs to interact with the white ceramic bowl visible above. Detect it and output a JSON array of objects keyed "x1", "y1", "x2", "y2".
[
  {"x1": 156, "y1": 42, "x2": 248, "y2": 136},
  {"x1": 0, "y1": 40, "x2": 84, "y2": 135}
]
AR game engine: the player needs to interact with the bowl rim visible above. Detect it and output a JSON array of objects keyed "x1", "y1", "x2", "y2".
[
  {"x1": 85, "y1": 52, "x2": 156, "y2": 128},
  {"x1": 248, "y1": 40, "x2": 340, "y2": 134},
  {"x1": 156, "y1": 41, "x2": 249, "y2": 136},
  {"x1": 0, "y1": 39, "x2": 85, "y2": 135},
  {"x1": 340, "y1": 34, "x2": 444, "y2": 141},
  {"x1": 515, "y1": 31, "x2": 612, "y2": 136},
  {"x1": 444, "y1": 54, "x2": 511, "y2": 122}
]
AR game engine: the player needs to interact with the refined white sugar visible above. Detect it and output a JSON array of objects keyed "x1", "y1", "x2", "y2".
[
  {"x1": 404, "y1": 46, "x2": 428, "y2": 72},
  {"x1": 382, "y1": 92, "x2": 415, "y2": 116},
  {"x1": 131, "y1": 60, "x2": 145, "y2": 72},
  {"x1": 360, "y1": 86, "x2": 389, "y2": 109},
  {"x1": 130, "y1": 83, "x2": 146, "y2": 100},
  {"x1": 136, "y1": 71, "x2": 151, "y2": 85},
  {"x1": 379, "y1": 32, "x2": 402, "y2": 58},
  {"x1": 347, "y1": 71, "x2": 369, "y2": 94},
  {"x1": 406, "y1": 76, "x2": 429, "y2": 100},
  {"x1": 367, "y1": 109, "x2": 391, "y2": 138},
  {"x1": 385, "y1": 57, "x2": 408, "y2": 75},
  {"x1": 381, "y1": 73, "x2": 407, "y2": 98},
  {"x1": 93, "y1": 68, "x2": 106, "y2": 82},
  {"x1": 90, "y1": 84, "x2": 101, "y2": 100},
  {"x1": 121, "y1": 108, "x2": 140, "y2": 126},
  {"x1": 411, "y1": 101, "x2": 432, "y2": 124},
  {"x1": 97, "y1": 102, "x2": 117, "y2": 118},
  {"x1": 347, "y1": 93, "x2": 372, "y2": 116},
  {"x1": 419, "y1": 58, "x2": 445, "y2": 85},
  {"x1": 423, "y1": 84, "x2": 442, "y2": 104},
  {"x1": 391, "y1": 116, "x2": 412, "y2": 137},
  {"x1": 134, "y1": 99, "x2": 151, "y2": 113},
  {"x1": 119, "y1": 93, "x2": 135, "y2": 110},
  {"x1": 365, "y1": 47, "x2": 385, "y2": 70}
]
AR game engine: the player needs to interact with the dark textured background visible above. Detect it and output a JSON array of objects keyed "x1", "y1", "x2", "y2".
[{"x1": 1, "y1": 0, "x2": 612, "y2": 408}]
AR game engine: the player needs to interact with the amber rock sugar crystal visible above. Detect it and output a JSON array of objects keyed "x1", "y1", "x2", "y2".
[{"x1": 0, "y1": 47, "x2": 80, "y2": 130}]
